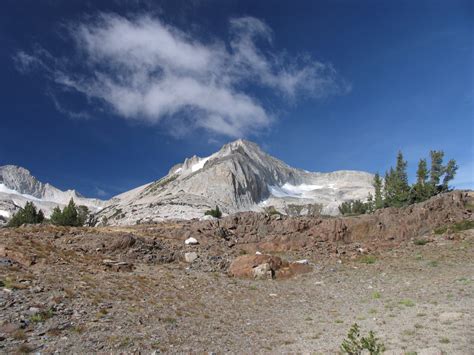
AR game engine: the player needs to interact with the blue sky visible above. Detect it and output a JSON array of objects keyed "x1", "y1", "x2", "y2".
[{"x1": 1, "y1": 0, "x2": 472, "y2": 198}]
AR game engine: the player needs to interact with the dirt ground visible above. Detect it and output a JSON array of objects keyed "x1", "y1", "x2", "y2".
[{"x1": 1, "y1": 223, "x2": 473, "y2": 354}]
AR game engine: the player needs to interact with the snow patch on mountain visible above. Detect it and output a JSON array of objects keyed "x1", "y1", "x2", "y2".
[
  {"x1": 191, "y1": 156, "x2": 211, "y2": 172},
  {"x1": 0, "y1": 183, "x2": 42, "y2": 201},
  {"x1": 0, "y1": 210, "x2": 10, "y2": 218},
  {"x1": 269, "y1": 183, "x2": 338, "y2": 198}
]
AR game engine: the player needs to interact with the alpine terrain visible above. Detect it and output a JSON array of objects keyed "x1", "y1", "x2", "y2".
[
  {"x1": 97, "y1": 139, "x2": 374, "y2": 225},
  {"x1": 0, "y1": 165, "x2": 105, "y2": 224}
]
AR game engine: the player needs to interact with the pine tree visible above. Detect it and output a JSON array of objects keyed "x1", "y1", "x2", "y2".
[
  {"x1": 442, "y1": 159, "x2": 458, "y2": 192},
  {"x1": 7, "y1": 202, "x2": 44, "y2": 227},
  {"x1": 50, "y1": 206, "x2": 63, "y2": 225},
  {"x1": 373, "y1": 173, "x2": 383, "y2": 209},
  {"x1": 411, "y1": 158, "x2": 430, "y2": 203},
  {"x1": 62, "y1": 199, "x2": 79, "y2": 226},
  {"x1": 393, "y1": 151, "x2": 410, "y2": 207},
  {"x1": 429, "y1": 150, "x2": 444, "y2": 191}
]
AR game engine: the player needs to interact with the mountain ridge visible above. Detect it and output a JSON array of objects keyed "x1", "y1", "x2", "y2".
[{"x1": 97, "y1": 139, "x2": 374, "y2": 225}]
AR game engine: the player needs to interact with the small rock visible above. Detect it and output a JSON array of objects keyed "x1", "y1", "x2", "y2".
[
  {"x1": 185, "y1": 237, "x2": 198, "y2": 245},
  {"x1": 255, "y1": 251, "x2": 262, "y2": 255},
  {"x1": 28, "y1": 307, "x2": 41, "y2": 315},
  {"x1": 294, "y1": 259, "x2": 308, "y2": 264},
  {"x1": 184, "y1": 252, "x2": 198, "y2": 263},
  {"x1": 32, "y1": 286, "x2": 44, "y2": 293}
]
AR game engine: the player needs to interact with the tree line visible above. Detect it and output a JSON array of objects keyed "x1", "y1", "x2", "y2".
[
  {"x1": 339, "y1": 150, "x2": 458, "y2": 215},
  {"x1": 7, "y1": 199, "x2": 90, "y2": 227}
]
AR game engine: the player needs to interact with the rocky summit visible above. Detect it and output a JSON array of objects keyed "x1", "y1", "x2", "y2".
[
  {"x1": 97, "y1": 139, "x2": 374, "y2": 225},
  {"x1": 0, "y1": 165, "x2": 105, "y2": 223}
]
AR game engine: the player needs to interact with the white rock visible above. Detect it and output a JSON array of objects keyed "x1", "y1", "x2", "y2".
[
  {"x1": 184, "y1": 252, "x2": 198, "y2": 263},
  {"x1": 185, "y1": 237, "x2": 198, "y2": 245},
  {"x1": 200, "y1": 215, "x2": 217, "y2": 221},
  {"x1": 294, "y1": 259, "x2": 308, "y2": 264},
  {"x1": 255, "y1": 251, "x2": 262, "y2": 255},
  {"x1": 252, "y1": 263, "x2": 272, "y2": 279}
]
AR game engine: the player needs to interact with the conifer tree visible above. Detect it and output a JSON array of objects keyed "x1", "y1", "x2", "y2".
[
  {"x1": 429, "y1": 150, "x2": 444, "y2": 189},
  {"x1": 373, "y1": 173, "x2": 383, "y2": 209},
  {"x1": 442, "y1": 159, "x2": 458, "y2": 192},
  {"x1": 50, "y1": 206, "x2": 63, "y2": 225}
]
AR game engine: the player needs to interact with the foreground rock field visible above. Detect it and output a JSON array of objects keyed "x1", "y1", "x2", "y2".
[{"x1": 1, "y1": 191, "x2": 473, "y2": 353}]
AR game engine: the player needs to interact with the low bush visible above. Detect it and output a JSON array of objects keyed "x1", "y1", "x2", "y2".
[
  {"x1": 204, "y1": 205, "x2": 222, "y2": 218},
  {"x1": 340, "y1": 323, "x2": 385, "y2": 354}
]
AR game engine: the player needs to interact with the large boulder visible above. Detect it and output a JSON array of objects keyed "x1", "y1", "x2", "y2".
[{"x1": 228, "y1": 254, "x2": 311, "y2": 279}]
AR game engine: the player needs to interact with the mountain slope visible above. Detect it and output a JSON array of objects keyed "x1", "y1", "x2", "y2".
[
  {"x1": 98, "y1": 139, "x2": 374, "y2": 225},
  {"x1": 0, "y1": 165, "x2": 105, "y2": 223}
]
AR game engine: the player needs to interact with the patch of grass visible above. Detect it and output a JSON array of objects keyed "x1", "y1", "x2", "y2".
[
  {"x1": 12, "y1": 329, "x2": 27, "y2": 340},
  {"x1": 456, "y1": 277, "x2": 471, "y2": 285},
  {"x1": 434, "y1": 220, "x2": 474, "y2": 235},
  {"x1": 427, "y1": 260, "x2": 439, "y2": 267},
  {"x1": 162, "y1": 317, "x2": 177, "y2": 324},
  {"x1": 451, "y1": 220, "x2": 474, "y2": 232},
  {"x1": 415, "y1": 254, "x2": 423, "y2": 260},
  {"x1": 402, "y1": 329, "x2": 415, "y2": 336},
  {"x1": 249, "y1": 285, "x2": 258, "y2": 291},
  {"x1": 72, "y1": 325, "x2": 86, "y2": 334},
  {"x1": 414, "y1": 323, "x2": 423, "y2": 329},
  {"x1": 414, "y1": 238, "x2": 429, "y2": 246},
  {"x1": 30, "y1": 309, "x2": 54, "y2": 323},
  {"x1": 434, "y1": 226, "x2": 448, "y2": 235},
  {"x1": 416, "y1": 312, "x2": 427, "y2": 317},
  {"x1": 399, "y1": 299, "x2": 415, "y2": 307},
  {"x1": 368, "y1": 308, "x2": 377, "y2": 314},
  {"x1": 372, "y1": 291, "x2": 381, "y2": 299},
  {"x1": 439, "y1": 337, "x2": 450, "y2": 344},
  {"x1": 335, "y1": 319, "x2": 344, "y2": 324},
  {"x1": 359, "y1": 255, "x2": 377, "y2": 264}
]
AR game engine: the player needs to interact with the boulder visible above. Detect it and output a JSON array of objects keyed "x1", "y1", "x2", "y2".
[{"x1": 228, "y1": 254, "x2": 286, "y2": 278}]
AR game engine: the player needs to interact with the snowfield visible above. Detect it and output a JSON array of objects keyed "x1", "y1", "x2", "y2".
[
  {"x1": 268, "y1": 183, "x2": 337, "y2": 198},
  {"x1": 0, "y1": 209, "x2": 10, "y2": 218},
  {"x1": 0, "y1": 183, "x2": 42, "y2": 201}
]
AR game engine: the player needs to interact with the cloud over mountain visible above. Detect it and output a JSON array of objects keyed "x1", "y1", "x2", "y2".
[{"x1": 15, "y1": 14, "x2": 349, "y2": 137}]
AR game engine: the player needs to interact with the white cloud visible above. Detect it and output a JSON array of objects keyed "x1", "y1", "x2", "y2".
[{"x1": 15, "y1": 14, "x2": 349, "y2": 137}]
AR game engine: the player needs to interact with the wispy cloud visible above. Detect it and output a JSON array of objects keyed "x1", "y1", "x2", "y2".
[{"x1": 14, "y1": 14, "x2": 349, "y2": 137}]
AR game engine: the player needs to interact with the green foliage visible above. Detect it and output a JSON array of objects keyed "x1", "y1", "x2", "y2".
[
  {"x1": 435, "y1": 220, "x2": 474, "y2": 234},
  {"x1": 7, "y1": 202, "x2": 44, "y2": 227},
  {"x1": 373, "y1": 173, "x2": 383, "y2": 209},
  {"x1": 338, "y1": 200, "x2": 371, "y2": 215},
  {"x1": 359, "y1": 255, "x2": 377, "y2": 264},
  {"x1": 340, "y1": 323, "x2": 385, "y2": 355},
  {"x1": 368, "y1": 150, "x2": 458, "y2": 213},
  {"x1": 204, "y1": 205, "x2": 222, "y2": 218},
  {"x1": 50, "y1": 199, "x2": 85, "y2": 227}
]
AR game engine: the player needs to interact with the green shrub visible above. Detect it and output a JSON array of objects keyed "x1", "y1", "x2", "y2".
[
  {"x1": 7, "y1": 202, "x2": 44, "y2": 227},
  {"x1": 204, "y1": 205, "x2": 222, "y2": 218},
  {"x1": 340, "y1": 323, "x2": 385, "y2": 354}
]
